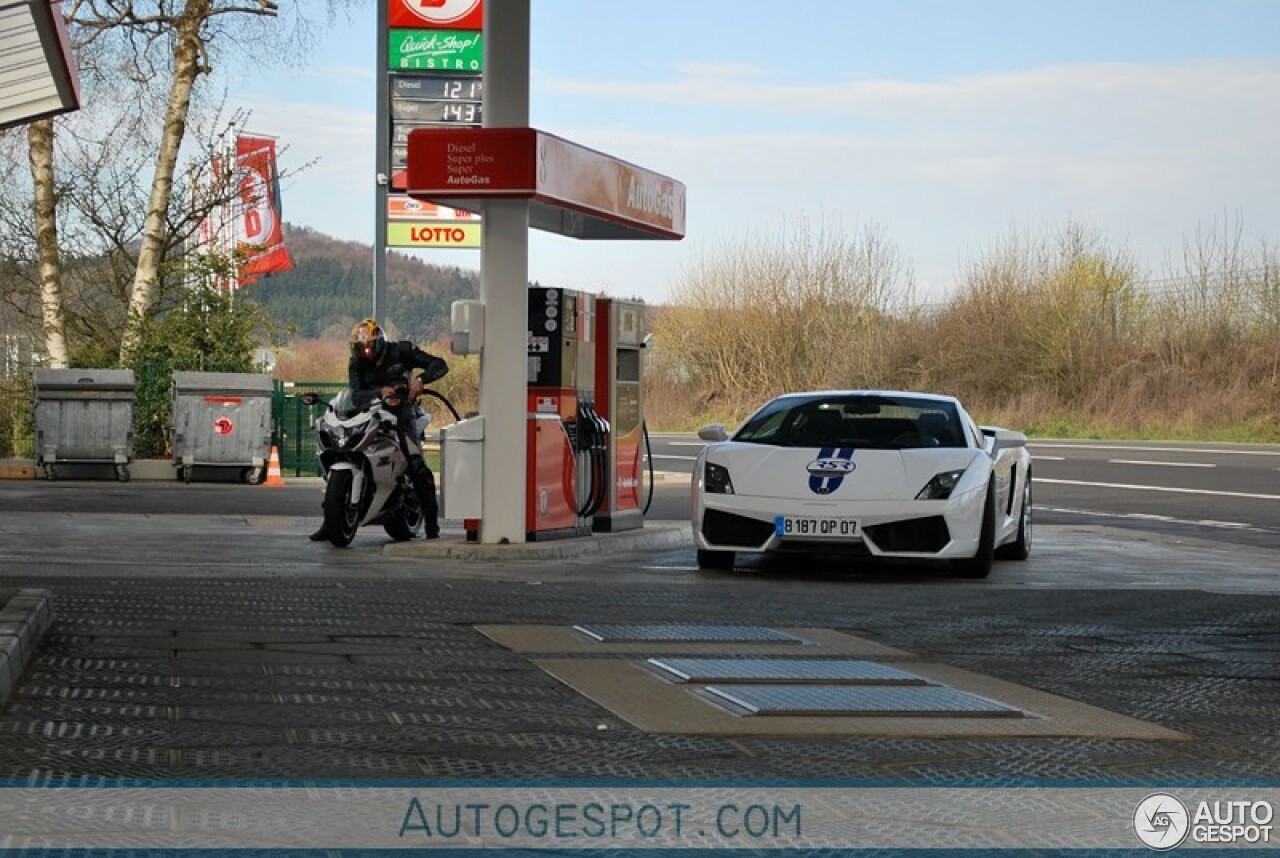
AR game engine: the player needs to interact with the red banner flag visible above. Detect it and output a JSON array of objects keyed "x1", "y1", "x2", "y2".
[{"x1": 233, "y1": 135, "x2": 292, "y2": 285}]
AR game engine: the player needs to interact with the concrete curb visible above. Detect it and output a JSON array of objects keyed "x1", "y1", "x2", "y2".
[
  {"x1": 384, "y1": 521, "x2": 693, "y2": 561},
  {"x1": 0, "y1": 589, "x2": 54, "y2": 711}
]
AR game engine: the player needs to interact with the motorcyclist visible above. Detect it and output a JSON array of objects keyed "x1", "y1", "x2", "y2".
[{"x1": 310, "y1": 318, "x2": 448, "y2": 541}]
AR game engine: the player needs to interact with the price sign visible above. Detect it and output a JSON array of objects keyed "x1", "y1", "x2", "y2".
[
  {"x1": 391, "y1": 73, "x2": 482, "y2": 101},
  {"x1": 391, "y1": 99, "x2": 482, "y2": 123}
]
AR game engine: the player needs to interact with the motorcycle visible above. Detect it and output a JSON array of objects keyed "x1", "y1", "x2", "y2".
[{"x1": 301, "y1": 373, "x2": 459, "y2": 548}]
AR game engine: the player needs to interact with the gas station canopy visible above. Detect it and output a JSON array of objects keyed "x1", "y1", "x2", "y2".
[
  {"x1": 0, "y1": 0, "x2": 80, "y2": 130},
  {"x1": 406, "y1": 127, "x2": 686, "y2": 241}
]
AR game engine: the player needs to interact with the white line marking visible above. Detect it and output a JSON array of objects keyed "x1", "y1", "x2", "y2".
[
  {"x1": 652, "y1": 454, "x2": 699, "y2": 461},
  {"x1": 1042, "y1": 507, "x2": 1262, "y2": 532},
  {"x1": 1030, "y1": 443, "x2": 1280, "y2": 457},
  {"x1": 1036, "y1": 477, "x2": 1280, "y2": 501},
  {"x1": 1035, "y1": 455, "x2": 1066, "y2": 461},
  {"x1": 666, "y1": 441, "x2": 708, "y2": 447},
  {"x1": 1108, "y1": 459, "x2": 1217, "y2": 468}
]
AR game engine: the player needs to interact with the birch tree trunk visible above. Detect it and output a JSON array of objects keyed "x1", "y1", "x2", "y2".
[
  {"x1": 27, "y1": 118, "x2": 69, "y2": 368},
  {"x1": 117, "y1": 0, "x2": 212, "y2": 365}
]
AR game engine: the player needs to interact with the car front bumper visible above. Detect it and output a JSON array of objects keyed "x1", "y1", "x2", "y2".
[{"x1": 692, "y1": 486, "x2": 986, "y2": 559}]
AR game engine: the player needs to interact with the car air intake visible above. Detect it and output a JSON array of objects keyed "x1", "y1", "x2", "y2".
[
  {"x1": 862, "y1": 516, "x2": 950, "y2": 553},
  {"x1": 702, "y1": 509, "x2": 775, "y2": 548}
]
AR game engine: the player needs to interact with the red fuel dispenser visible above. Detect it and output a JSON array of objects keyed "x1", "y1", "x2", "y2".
[{"x1": 525, "y1": 287, "x2": 609, "y2": 540}]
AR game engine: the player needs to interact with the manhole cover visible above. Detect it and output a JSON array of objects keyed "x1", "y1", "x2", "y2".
[
  {"x1": 704, "y1": 685, "x2": 1024, "y2": 717},
  {"x1": 572, "y1": 624, "x2": 803, "y2": 643},
  {"x1": 648, "y1": 658, "x2": 929, "y2": 684}
]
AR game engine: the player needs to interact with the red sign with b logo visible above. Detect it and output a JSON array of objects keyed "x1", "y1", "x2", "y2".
[{"x1": 388, "y1": 0, "x2": 483, "y2": 30}]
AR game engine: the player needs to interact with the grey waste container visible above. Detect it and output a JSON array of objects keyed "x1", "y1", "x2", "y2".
[
  {"x1": 171, "y1": 371, "x2": 274, "y2": 484},
  {"x1": 32, "y1": 368, "x2": 135, "y2": 482}
]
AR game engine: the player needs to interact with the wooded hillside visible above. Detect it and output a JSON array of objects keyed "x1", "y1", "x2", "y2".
[{"x1": 240, "y1": 224, "x2": 480, "y2": 343}]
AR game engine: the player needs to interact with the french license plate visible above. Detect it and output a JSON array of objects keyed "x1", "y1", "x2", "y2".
[{"x1": 775, "y1": 516, "x2": 860, "y2": 539}]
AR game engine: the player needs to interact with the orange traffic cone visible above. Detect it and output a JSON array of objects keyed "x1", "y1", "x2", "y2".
[{"x1": 264, "y1": 445, "x2": 285, "y2": 487}]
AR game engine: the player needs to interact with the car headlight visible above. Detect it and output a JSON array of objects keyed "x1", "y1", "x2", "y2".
[
  {"x1": 916, "y1": 469, "x2": 966, "y2": 500},
  {"x1": 704, "y1": 461, "x2": 735, "y2": 494}
]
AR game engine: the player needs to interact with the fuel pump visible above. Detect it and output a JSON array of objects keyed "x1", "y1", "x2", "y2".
[
  {"x1": 593, "y1": 297, "x2": 647, "y2": 532},
  {"x1": 526, "y1": 287, "x2": 608, "y2": 540}
]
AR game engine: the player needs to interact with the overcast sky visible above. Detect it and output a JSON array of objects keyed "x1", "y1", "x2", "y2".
[{"x1": 221, "y1": 0, "x2": 1280, "y2": 307}]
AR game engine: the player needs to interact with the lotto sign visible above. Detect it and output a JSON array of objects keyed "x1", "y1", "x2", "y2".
[
  {"x1": 388, "y1": 0, "x2": 482, "y2": 30},
  {"x1": 387, "y1": 222, "x2": 482, "y2": 248}
]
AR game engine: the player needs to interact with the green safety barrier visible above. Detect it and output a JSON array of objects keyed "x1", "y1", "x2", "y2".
[{"x1": 272, "y1": 380, "x2": 346, "y2": 477}]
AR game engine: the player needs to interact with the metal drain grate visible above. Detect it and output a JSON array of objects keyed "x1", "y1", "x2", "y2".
[
  {"x1": 572, "y1": 624, "x2": 803, "y2": 643},
  {"x1": 704, "y1": 685, "x2": 1024, "y2": 717},
  {"x1": 648, "y1": 658, "x2": 929, "y2": 685}
]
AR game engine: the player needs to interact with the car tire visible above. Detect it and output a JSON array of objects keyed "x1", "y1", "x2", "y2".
[
  {"x1": 696, "y1": 549, "x2": 735, "y2": 571},
  {"x1": 995, "y1": 471, "x2": 1031, "y2": 561},
  {"x1": 952, "y1": 483, "x2": 995, "y2": 579}
]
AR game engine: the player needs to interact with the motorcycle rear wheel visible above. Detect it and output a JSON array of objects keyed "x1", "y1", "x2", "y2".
[
  {"x1": 323, "y1": 469, "x2": 361, "y2": 547},
  {"x1": 383, "y1": 485, "x2": 425, "y2": 541}
]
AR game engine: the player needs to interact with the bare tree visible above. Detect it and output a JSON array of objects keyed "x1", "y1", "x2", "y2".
[
  {"x1": 5, "y1": 0, "x2": 347, "y2": 365},
  {"x1": 27, "y1": 120, "x2": 70, "y2": 367},
  {"x1": 64, "y1": 0, "x2": 284, "y2": 362}
]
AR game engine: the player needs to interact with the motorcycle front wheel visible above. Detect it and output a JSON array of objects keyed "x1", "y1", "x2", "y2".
[{"x1": 323, "y1": 469, "x2": 362, "y2": 547}]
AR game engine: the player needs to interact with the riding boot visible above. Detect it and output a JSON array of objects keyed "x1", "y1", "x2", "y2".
[
  {"x1": 308, "y1": 504, "x2": 330, "y2": 545},
  {"x1": 406, "y1": 454, "x2": 440, "y2": 538}
]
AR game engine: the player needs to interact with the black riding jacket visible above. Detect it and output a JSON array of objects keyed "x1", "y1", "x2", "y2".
[{"x1": 348, "y1": 340, "x2": 448, "y2": 411}]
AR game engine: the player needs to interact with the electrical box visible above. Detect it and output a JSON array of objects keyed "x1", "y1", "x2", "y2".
[
  {"x1": 441, "y1": 415, "x2": 483, "y2": 520},
  {"x1": 450, "y1": 299, "x2": 485, "y2": 355}
]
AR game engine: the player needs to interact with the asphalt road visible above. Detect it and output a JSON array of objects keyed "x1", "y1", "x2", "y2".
[
  {"x1": 1, "y1": 455, "x2": 1278, "y2": 787},
  {"x1": 1, "y1": 435, "x2": 1276, "y2": 549},
  {"x1": 645, "y1": 434, "x2": 1280, "y2": 549}
]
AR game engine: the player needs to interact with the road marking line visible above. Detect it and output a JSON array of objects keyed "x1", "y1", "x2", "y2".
[
  {"x1": 1031, "y1": 443, "x2": 1280, "y2": 457},
  {"x1": 1035, "y1": 455, "x2": 1066, "y2": 461},
  {"x1": 1043, "y1": 507, "x2": 1262, "y2": 532},
  {"x1": 1037, "y1": 477, "x2": 1280, "y2": 501},
  {"x1": 666, "y1": 441, "x2": 708, "y2": 447},
  {"x1": 652, "y1": 454, "x2": 699, "y2": 461},
  {"x1": 1108, "y1": 459, "x2": 1217, "y2": 468}
]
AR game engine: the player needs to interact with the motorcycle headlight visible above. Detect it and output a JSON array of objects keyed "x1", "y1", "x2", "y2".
[
  {"x1": 916, "y1": 469, "x2": 966, "y2": 500},
  {"x1": 704, "y1": 461, "x2": 735, "y2": 494}
]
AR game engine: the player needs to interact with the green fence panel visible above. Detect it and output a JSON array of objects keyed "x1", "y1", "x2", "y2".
[{"x1": 273, "y1": 381, "x2": 346, "y2": 477}]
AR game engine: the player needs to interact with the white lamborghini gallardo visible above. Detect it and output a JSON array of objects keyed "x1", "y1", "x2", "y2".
[{"x1": 691, "y1": 391, "x2": 1032, "y2": 577}]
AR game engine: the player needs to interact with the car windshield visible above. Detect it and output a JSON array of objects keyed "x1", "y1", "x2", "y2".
[{"x1": 733, "y1": 395, "x2": 967, "y2": 450}]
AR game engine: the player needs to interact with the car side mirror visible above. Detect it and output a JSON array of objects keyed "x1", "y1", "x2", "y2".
[
  {"x1": 697, "y1": 423, "x2": 729, "y2": 443},
  {"x1": 984, "y1": 427, "x2": 1027, "y2": 452},
  {"x1": 995, "y1": 428, "x2": 1027, "y2": 448}
]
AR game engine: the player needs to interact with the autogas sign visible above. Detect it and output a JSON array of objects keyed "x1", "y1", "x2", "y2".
[
  {"x1": 389, "y1": 29, "x2": 483, "y2": 71},
  {"x1": 388, "y1": 0, "x2": 482, "y2": 30},
  {"x1": 386, "y1": 222, "x2": 482, "y2": 248}
]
